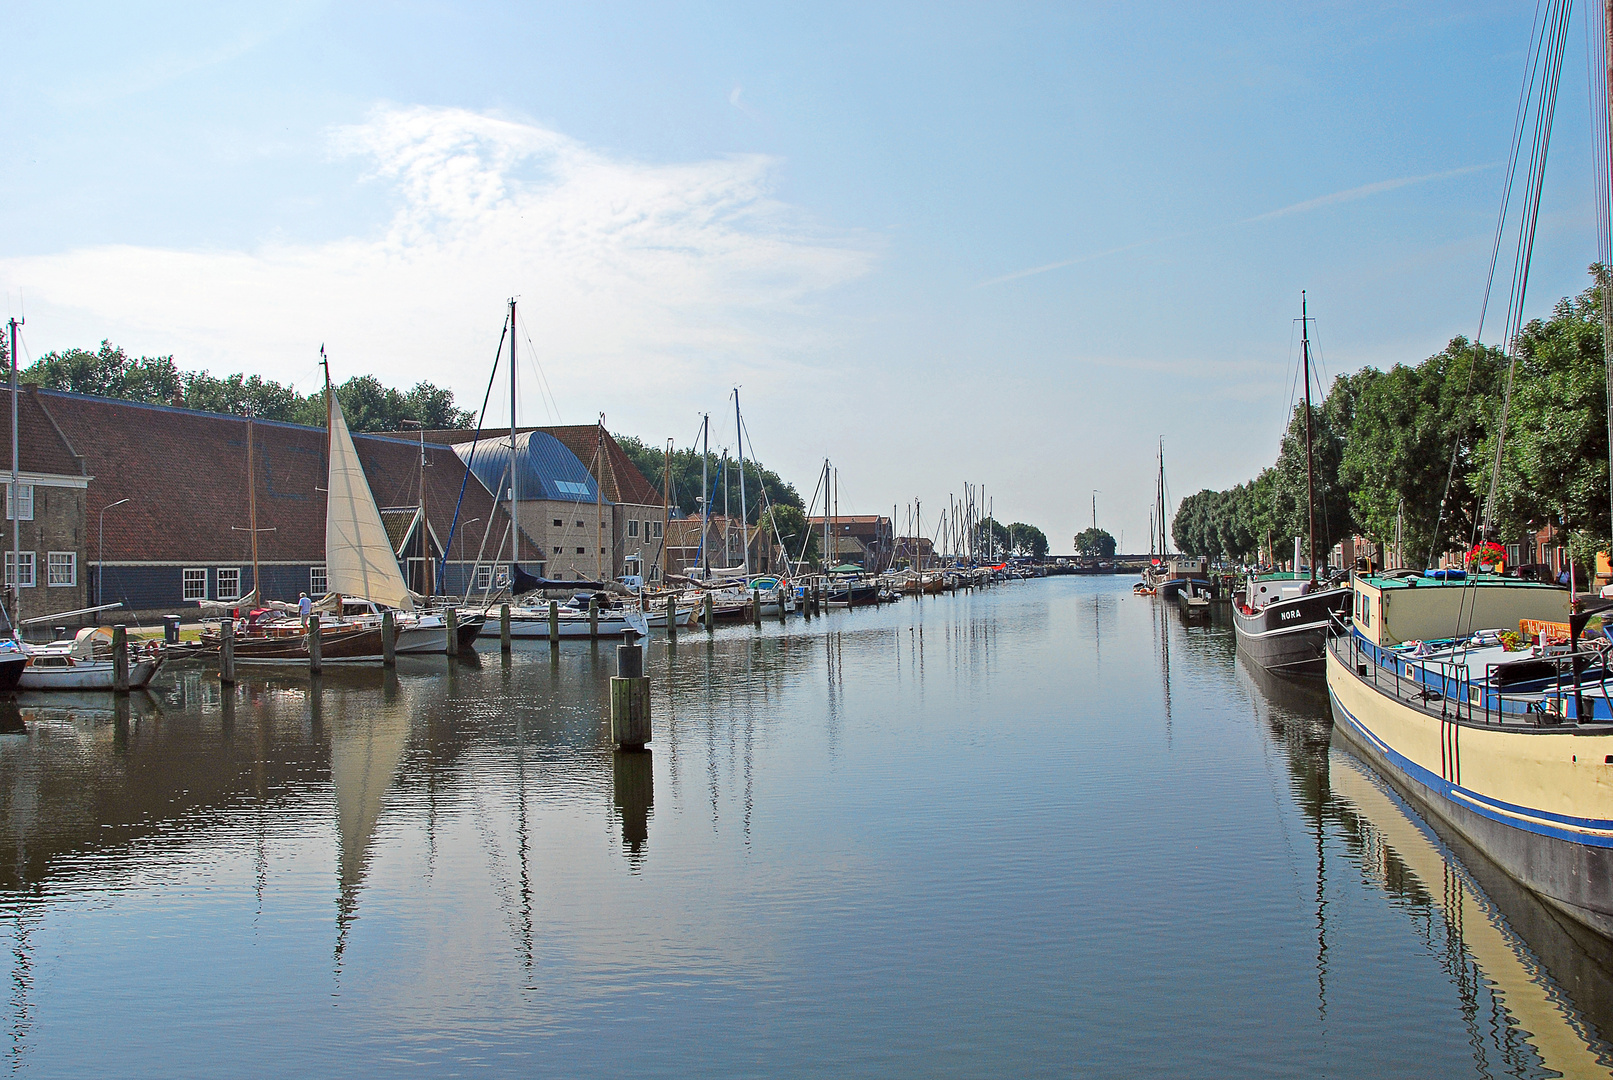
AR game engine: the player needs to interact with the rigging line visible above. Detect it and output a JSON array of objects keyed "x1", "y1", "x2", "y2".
[
  {"x1": 1464, "y1": 0, "x2": 1571, "y2": 646},
  {"x1": 513, "y1": 309, "x2": 563, "y2": 426},
  {"x1": 1427, "y1": 0, "x2": 1564, "y2": 570},
  {"x1": 441, "y1": 318, "x2": 509, "y2": 583}
]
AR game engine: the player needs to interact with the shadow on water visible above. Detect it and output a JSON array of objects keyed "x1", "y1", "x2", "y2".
[{"x1": 1238, "y1": 653, "x2": 1613, "y2": 1076}]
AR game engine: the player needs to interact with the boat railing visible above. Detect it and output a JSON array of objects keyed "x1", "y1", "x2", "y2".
[{"x1": 1337, "y1": 619, "x2": 1612, "y2": 724}]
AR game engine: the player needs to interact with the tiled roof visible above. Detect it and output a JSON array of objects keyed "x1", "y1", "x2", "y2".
[
  {"x1": 0, "y1": 388, "x2": 87, "y2": 478},
  {"x1": 424, "y1": 424, "x2": 662, "y2": 507},
  {"x1": 35, "y1": 390, "x2": 519, "y2": 565}
]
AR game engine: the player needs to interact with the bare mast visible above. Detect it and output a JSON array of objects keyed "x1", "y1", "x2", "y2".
[
  {"x1": 508, "y1": 298, "x2": 519, "y2": 572},
  {"x1": 735, "y1": 389, "x2": 750, "y2": 578},
  {"x1": 1302, "y1": 292, "x2": 1316, "y2": 585},
  {"x1": 700, "y1": 414, "x2": 709, "y2": 577}
]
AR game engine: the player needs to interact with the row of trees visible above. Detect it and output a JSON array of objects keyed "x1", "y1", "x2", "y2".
[
  {"x1": 1172, "y1": 271, "x2": 1612, "y2": 569},
  {"x1": 14, "y1": 340, "x2": 477, "y2": 432}
]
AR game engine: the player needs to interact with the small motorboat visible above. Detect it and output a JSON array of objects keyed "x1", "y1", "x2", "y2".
[{"x1": 19, "y1": 630, "x2": 163, "y2": 690}]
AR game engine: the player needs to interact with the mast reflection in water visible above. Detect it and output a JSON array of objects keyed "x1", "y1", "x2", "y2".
[{"x1": 0, "y1": 580, "x2": 1612, "y2": 1076}]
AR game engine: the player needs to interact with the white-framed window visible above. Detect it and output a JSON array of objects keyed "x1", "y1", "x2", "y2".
[
  {"x1": 1506, "y1": 543, "x2": 1521, "y2": 565},
  {"x1": 217, "y1": 567, "x2": 241, "y2": 601},
  {"x1": 5, "y1": 484, "x2": 33, "y2": 522},
  {"x1": 4, "y1": 552, "x2": 34, "y2": 588},
  {"x1": 653, "y1": 521, "x2": 662, "y2": 538},
  {"x1": 474, "y1": 565, "x2": 493, "y2": 591},
  {"x1": 47, "y1": 552, "x2": 76, "y2": 587},
  {"x1": 182, "y1": 567, "x2": 207, "y2": 601},
  {"x1": 628, "y1": 519, "x2": 639, "y2": 538},
  {"x1": 310, "y1": 565, "x2": 327, "y2": 596}
]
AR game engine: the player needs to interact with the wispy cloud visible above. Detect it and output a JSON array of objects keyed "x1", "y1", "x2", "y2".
[
  {"x1": 0, "y1": 105, "x2": 874, "y2": 418},
  {"x1": 978, "y1": 163, "x2": 1496, "y2": 287}
]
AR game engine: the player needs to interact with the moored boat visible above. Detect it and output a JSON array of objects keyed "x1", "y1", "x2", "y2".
[
  {"x1": 1324, "y1": 572, "x2": 1613, "y2": 937},
  {"x1": 1233, "y1": 571, "x2": 1351, "y2": 674}
]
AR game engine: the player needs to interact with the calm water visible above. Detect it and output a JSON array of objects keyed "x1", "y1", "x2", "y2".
[{"x1": 3, "y1": 577, "x2": 1613, "y2": 1077}]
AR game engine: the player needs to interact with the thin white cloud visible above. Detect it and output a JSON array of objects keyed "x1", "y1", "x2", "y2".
[
  {"x1": 978, "y1": 163, "x2": 1496, "y2": 287},
  {"x1": 0, "y1": 104, "x2": 873, "y2": 419}
]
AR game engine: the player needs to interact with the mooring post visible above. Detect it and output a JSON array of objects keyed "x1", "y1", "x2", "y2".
[
  {"x1": 500, "y1": 603, "x2": 512, "y2": 653},
  {"x1": 381, "y1": 609, "x2": 397, "y2": 667},
  {"x1": 446, "y1": 608, "x2": 460, "y2": 657},
  {"x1": 802, "y1": 586, "x2": 811, "y2": 621},
  {"x1": 549, "y1": 599, "x2": 560, "y2": 645},
  {"x1": 703, "y1": 592, "x2": 714, "y2": 633},
  {"x1": 610, "y1": 638, "x2": 651, "y2": 750},
  {"x1": 666, "y1": 594, "x2": 677, "y2": 640},
  {"x1": 778, "y1": 587, "x2": 787, "y2": 623},
  {"x1": 589, "y1": 596, "x2": 599, "y2": 640},
  {"x1": 308, "y1": 613, "x2": 322, "y2": 675},
  {"x1": 752, "y1": 587, "x2": 762, "y2": 628},
  {"x1": 220, "y1": 618, "x2": 237, "y2": 684},
  {"x1": 112, "y1": 624, "x2": 130, "y2": 694}
]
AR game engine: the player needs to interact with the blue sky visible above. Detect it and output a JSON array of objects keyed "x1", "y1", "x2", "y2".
[{"x1": 2, "y1": 2, "x2": 1601, "y2": 552}]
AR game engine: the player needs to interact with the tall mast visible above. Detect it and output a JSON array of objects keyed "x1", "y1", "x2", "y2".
[
  {"x1": 735, "y1": 389, "x2": 750, "y2": 578},
  {"x1": 508, "y1": 298, "x2": 519, "y2": 569},
  {"x1": 833, "y1": 466, "x2": 839, "y2": 566},
  {"x1": 661, "y1": 438, "x2": 671, "y2": 583},
  {"x1": 1302, "y1": 291, "x2": 1316, "y2": 585},
  {"x1": 722, "y1": 449, "x2": 730, "y2": 560},
  {"x1": 822, "y1": 459, "x2": 829, "y2": 568},
  {"x1": 8, "y1": 316, "x2": 18, "y2": 627},
  {"x1": 247, "y1": 406, "x2": 260, "y2": 599},
  {"x1": 1603, "y1": 0, "x2": 1613, "y2": 565},
  {"x1": 596, "y1": 414, "x2": 605, "y2": 582},
  {"x1": 700, "y1": 414, "x2": 709, "y2": 576}
]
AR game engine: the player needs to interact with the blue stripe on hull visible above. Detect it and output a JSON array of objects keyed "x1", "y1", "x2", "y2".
[{"x1": 1328, "y1": 690, "x2": 1613, "y2": 845}]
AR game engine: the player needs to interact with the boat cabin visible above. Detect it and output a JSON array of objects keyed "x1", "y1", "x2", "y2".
[{"x1": 1350, "y1": 573, "x2": 1569, "y2": 648}]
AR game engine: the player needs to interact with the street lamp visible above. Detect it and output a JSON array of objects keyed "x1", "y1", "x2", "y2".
[{"x1": 97, "y1": 498, "x2": 131, "y2": 608}]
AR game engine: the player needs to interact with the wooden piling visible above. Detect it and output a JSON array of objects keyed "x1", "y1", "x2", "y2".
[
  {"x1": 703, "y1": 592, "x2": 714, "y2": 633},
  {"x1": 446, "y1": 608, "x2": 460, "y2": 657},
  {"x1": 381, "y1": 609, "x2": 397, "y2": 667},
  {"x1": 752, "y1": 587, "x2": 762, "y2": 628},
  {"x1": 778, "y1": 586, "x2": 787, "y2": 623},
  {"x1": 666, "y1": 595, "x2": 677, "y2": 639},
  {"x1": 112, "y1": 624, "x2": 130, "y2": 694},
  {"x1": 802, "y1": 586, "x2": 811, "y2": 621},
  {"x1": 589, "y1": 597, "x2": 599, "y2": 640},
  {"x1": 610, "y1": 640, "x2": 651, "y2": 749},
  {"x1": 220, "y1": 618, "x2": 236, "y2": 684},
  {"x1": 500, "y1": 603, "x2": 512, "y2": 653},
  {"x1": 308, "y1": 613, "x2": 322, "y2": 674},
  {"x1": 549, "y1": 599, "x2": 560, "y2": 645}
]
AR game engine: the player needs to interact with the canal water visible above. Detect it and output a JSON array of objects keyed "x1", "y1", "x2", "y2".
[{"x1": 3, "y1": 576, "x2": 1613, "y2": 1077}]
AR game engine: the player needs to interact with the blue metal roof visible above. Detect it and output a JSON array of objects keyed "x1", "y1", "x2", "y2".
[{"x1": 453, "y1": 430, "x2": 602, "y2": 505}]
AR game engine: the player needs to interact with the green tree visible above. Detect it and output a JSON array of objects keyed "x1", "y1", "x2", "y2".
[
  {"x1": 973, "y1": 516, "x2": 1012, "y2": 559},
  {"x1": 760, "y1": 504, "x2": 819, "y2": 566},
  {"x1": 1269, "y1": 390, "x2": 1354, "y2": 567},
  {"x1": 1073, "y1": 527, "x2": 1116, "y2": 558},
  {"x1": 1341, "y1": 339, "x2": 1501, "y2": 568},
  {"x1": 1475, "y1": 274, "x2": 1612, "y2": 566},
  {"x1": 1006, "y1": 522, "x2": 1049, "y2": 558},
  {"x1": 614, "y1": 435, "x2": 804, "y2": 521}
]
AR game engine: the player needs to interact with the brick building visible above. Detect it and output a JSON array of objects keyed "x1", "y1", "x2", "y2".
[{"x1": 0, "y1": 388, "x2": 90, "y2": 626}]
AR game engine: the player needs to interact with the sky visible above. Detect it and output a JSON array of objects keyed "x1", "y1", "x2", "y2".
[{"x1": 2, "y1": 2, "x2": 1605, "y2": 553}]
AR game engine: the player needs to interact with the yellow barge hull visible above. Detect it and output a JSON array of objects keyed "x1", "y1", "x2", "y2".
[{"x1": 1326, "y1": 636, "x2": 1613, "y2": 939}]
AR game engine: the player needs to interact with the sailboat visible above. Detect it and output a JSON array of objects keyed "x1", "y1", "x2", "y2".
[
  {"x1": 1231, "y1": 295, "x2": 1351, "y2": 674},
  {"x1": 206, "y1": 356, "x2": 483, "y2": 662}
]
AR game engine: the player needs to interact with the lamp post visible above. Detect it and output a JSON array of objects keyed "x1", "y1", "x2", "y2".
[{"x1": 97, "y1": 499, "x2": 131, "y2": 608}]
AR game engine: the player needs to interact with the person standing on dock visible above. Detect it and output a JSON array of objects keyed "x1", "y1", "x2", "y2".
[{"x1": 298, "y1": 592, "x2": 312, "y2": 629}]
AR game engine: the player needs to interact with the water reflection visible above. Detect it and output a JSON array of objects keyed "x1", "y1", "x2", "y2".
[{"x1": 1238, "y1": 655, "x2": 1613, "y2": 1076}]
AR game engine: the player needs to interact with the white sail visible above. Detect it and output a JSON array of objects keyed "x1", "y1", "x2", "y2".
[{"x1": 326, "y1": 393, "x2": 415, "y2": 611}]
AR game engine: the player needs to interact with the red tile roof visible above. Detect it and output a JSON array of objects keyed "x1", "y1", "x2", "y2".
[
  {"x1": 36, "y1": 391, "x2": 517, "y2": 564},
  {"x1": 0, "y1": 388, "x2": 87, "y2": 478}
]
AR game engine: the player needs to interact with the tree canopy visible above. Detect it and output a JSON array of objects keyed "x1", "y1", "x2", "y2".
[
  {"x1": 1072, "y1": 527, "x2": 1116, "y2": 558},
  {"x1": 1171, "y1": 269, "x2": 1613, "y2": 569},
  {"x1": 614, "y1": 435, "x2": 803, "y2": 523},
  {"x1": 1007, "y1": 522, "x2": 1050, "y2": 558},
  {"x1": 20, "y1": 341, "x2": 476, "y2": 432}
]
